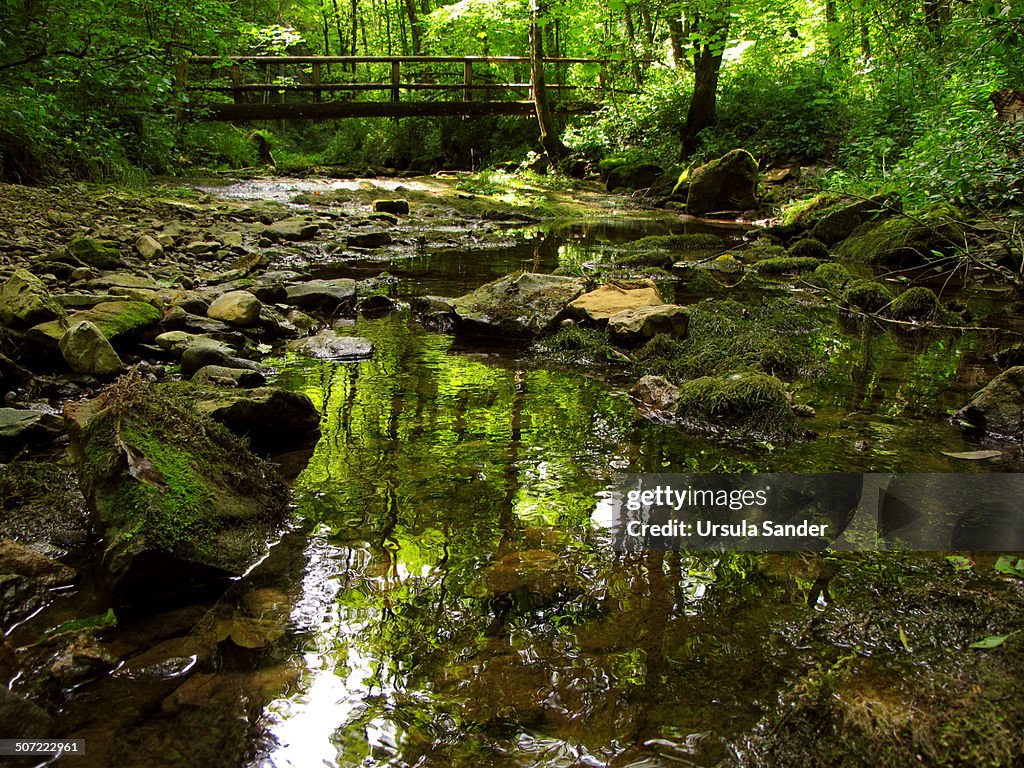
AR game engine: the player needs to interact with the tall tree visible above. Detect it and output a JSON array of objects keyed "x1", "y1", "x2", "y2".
[
  {"x1": 679, "y1": 0, "x2": 731, "y2": 157},
  {"x1": 529, "y1": 0, "x2": 569, "y2": 161}
]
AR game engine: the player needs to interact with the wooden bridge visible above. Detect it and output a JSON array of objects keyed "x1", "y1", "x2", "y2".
[{"x1": 181, "y1": 56, "x2": 608, "y2": 121}]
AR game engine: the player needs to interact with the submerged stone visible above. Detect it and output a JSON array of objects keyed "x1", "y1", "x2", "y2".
[{"x1": 287, "y1": 331, "x2": 374, "y2": 361}]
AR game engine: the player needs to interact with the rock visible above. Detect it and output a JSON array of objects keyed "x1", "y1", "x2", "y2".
[
  {"x1": 284, "y1": 279, "x2": 357, "y2": 311},
  {"x1": 288, "y1": 332, "x2": 374, "y2": 361},
  {"x1": 686, "y1": 149, "x2": 759, "y2": 215},
  {"x1": 452, "y1": 272, "x2": 586, "y2": 338},
  {"x1": 369, "y1": 212, "x2": 399, "y2": 225},
  {"x1": 192, "y1": 387, "x2": 321, "y2": 454},
  {"x1": 842, "y1": 280, "x2": 892, "y2": 313},
  {"x1": 59, "y1": 320, "x2": 126, "y2": 378},
  {"x1": 185, "y1": 241, "x2": 221, "y2": 255},
  {"x1": 0, "y1": 408, "x2": 63, "y2": 456},
  {"x1": 0, "y1": 688, "x2": 54, "y2": 739},
  {"x1": 155, "y1": 330, "x2": 200, "y2": 356},
  {"x1": 285, "y1": 309, "x2": 319, "y2": 333},
  {"x1": 810, "y1": 195, "x2": 898, "y2": 244},
  {"x1": 191, "y1": 365, "x2": 267, "y2": 388},
  {"x1": 181, "y1": 342, "x2": 262, "y2": 378},
  {"x1": 27, "y1": 301, "x2": 161, "y2": 350},
  {"x1": 228, "y1": 251, "x2": 267, "y2": 273},
  {"x1": 605, "y1": 162, "x2": 663, "y2": 192},
  {"x1": 834, "y1": 204, "x2": 963, "y2": 267},
  {"x1": 357, "y1": 294, "x2": 398, "y2": 318},
  {"x1": 347, "y1": 231, "x2": 393, "y2": 248},
  {"x1": 373, "y1": 199, "x2": 410, "y2": 215},
  {"x1": 66, "y1": 237, "x2": 122, "y2": 269},
  {"x1": 265, "y1": 219, "x2": 319, "y2": 242},
  {"x1": 630, "y1": 375, "x2": 681, "y2": 412},
  {"x1": 411, "y1": 295, "x2": 456, "y2": 315},
  {"x1": 0, "y1": 268, "x2": 65, "y2": 327},
  {"x1": 788, "y1": 237, "x2": 830, "y2": 259},
  {"x1": 0, "y1": 539, "x2": 75, "y2": 626},
  {"x1": 954, "y1": 367, "x2": 1024, "y2": 440},
  {"x1": 85, "y1": 272, "x2": 158, "y2": 291},
  {"x1": 609, "y1": 304, "x2": 690, "y2": 345},
  {"x1": 207, "y1": 291, "x2": 261, "y2": 327},
  {"x1": 567, "y1": 280, "x2": 664, "y2": 324},
  {"x1": 64, "y1": 377, "x2": 290, "y2": 602},
  {"x1": 135, "y1": 235, "x2": 165, "y2": 260},
  {"x1": 888, "y1": 286, "x2": 940, "y2": 321},
  {"x1": 675, "y1": 372, "x2": 797, "y2": 440}
]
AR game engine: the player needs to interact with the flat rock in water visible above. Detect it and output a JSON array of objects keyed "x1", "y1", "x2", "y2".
[
  {"x1": 567, "y1": 281, "x2": 663, "y2": 324},
  {"x1": 452, "y1": 272, "x2": 585, "y2": 337},
  {"x1": 609, "y1": 304, "x2": 690, "y2": 345},
  {"x1": 288, "y1": 331, "x2": 373, "y2": 361},
  {"x1": 193, "y1": 387, "x2": 321, "y2": 454},
  {"x1": 284, "y1": 279, "x2": 357, "y2": 311}
]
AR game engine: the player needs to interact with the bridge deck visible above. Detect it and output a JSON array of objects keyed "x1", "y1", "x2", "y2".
[{"x1": 181, "y1": 55, "x2": 606, "y2": 121}]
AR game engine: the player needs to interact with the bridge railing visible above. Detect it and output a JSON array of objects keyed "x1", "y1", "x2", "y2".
[{"x1": 182, "y1": 55, "x2": 606, "y2": 111}]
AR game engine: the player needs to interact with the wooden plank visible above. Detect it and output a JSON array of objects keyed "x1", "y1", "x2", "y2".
[
  {"x1": 391, "y1": 60, "x2": 401, "y2": 103},
  {"x1": 463, "y1": 60, "x2": 473, "y2": 102},
  {"x1": 312, "y1": 62, "x2": 322, "y2": 103},
  {"x1": 198, "y1": 100, "x2": 596, "y2": 121},
  {"x1": 229, "y1": 63, "x2": 242, "y2": 104},
  {"x1": 189, "y1": 55, "x2": 606, "y2": 65}
]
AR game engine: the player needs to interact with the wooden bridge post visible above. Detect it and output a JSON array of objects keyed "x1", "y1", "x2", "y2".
[
  {"x1": 230, "y1": 63, "x2": 242, "y2": 105},
  {"x1": 391, "y1": 60, "x2": 401, "y2": 103},
  {"x1": 312, "y1": 62, "x2": 322, "y2": 103},
  {"x1": 463, "y1": 60, "x2": 473, "y2": 102}
]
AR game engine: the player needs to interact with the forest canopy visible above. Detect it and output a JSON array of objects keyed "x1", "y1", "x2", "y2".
[{"x1": 1, "y1": 0, "x2": 1022, "y2": 208}]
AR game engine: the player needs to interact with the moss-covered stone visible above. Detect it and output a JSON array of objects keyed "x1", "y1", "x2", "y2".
[
  {"x1": 65, "y1": 237, "x2": 123, "y2": 269},
  {"x1": 674, "y1": 372, "x2": 797, "y2": 440},
  {"x1": 811, "y1": 195, "x2": 900, "y2": 244},
  {"x1": 0, "y1": 269, "x2": 65, "y2": 328},
  {"x1": 452, "y1": 272, "x2": 585, "y2": 338},
  {"x1": 754, "y1": 256, "x2": 822, "y2": 275},
  {"x1": 788, "y1": 237, "x2": 830, "y2": 259},
  {"x1": 843, "y1": 280, "x2": 893, "y2": 313},
  {"x1": 806, "y1": 262, "x2": 852, "y2": 292},
  {"x1": 628, "y1": 233, "x2": 725, "y2": 251},
  {"x1": 686, "y1": 149, "x2": 759, "y2": 215},
  {"x1": 618, "y1": 250, "x2": 675, "y2": 270},
  {"x1": 954, "y1": 366, "x2": 1024, "y2": 440},
  {"x1": 605, "y1": 162, "x2": 663, "y2": 192},
  {"x1": 834, "y1": 205, "x2": 964, "y2": 267},
  {"x1": 537, "y1": 326, "x2": 624, "y2": 366},
  {"x1": 888, "y1": 286, "x2": 940, "y2": 321},
  {"x1": 63, "y1": 374, "x2": 289, "y2": 599},
  {"x1": 27, "y1": 301, "x2": 161, "y2": 350}
]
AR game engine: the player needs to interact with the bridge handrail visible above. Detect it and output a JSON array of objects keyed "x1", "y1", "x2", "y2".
[{"x1": 188, "y1": 55, "x2": 606, "y2": 65}]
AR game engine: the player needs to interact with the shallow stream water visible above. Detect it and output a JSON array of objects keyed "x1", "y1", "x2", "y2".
[{"x1": 17, "y1": 179, "x2": 1024, "y2": 767}]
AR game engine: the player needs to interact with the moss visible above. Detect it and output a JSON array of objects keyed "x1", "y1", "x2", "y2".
[
  {"x1": 537, "y1": 326, "x2": 627, "y2": 366},
  {"x1": 781, "y1": 193, "x2": 846, "y2": 227},
  {"x1": 618, "y1": 250, "x2": 675, "y2": 270},
  {"x1": 754, "y1": 256, "x2": 822, "y2": 275},
  {"x1": 635, "y1": 298, "x2": 824, "y2": 380},
  {"x1": 675, "y1": 372, "x2": 797, "y2": 440},
  {"x1": 789, "y1": 237, "x2": 830, "y2": 259},
  {"x1": 888, "y1": 286, "x2": 940, "y2": 321},
  {"x1": 843, "y1": 280, "x2": 893, "y2": 313},
  {"x1": 806, "y1": 262, "x2": 852, "y2": 292},
  {"x1": 834, "y1": 205, "x2": 964, "y2": 266},
  {"x1": 628, "y1": 233, "x2": 725, "y2": 251}
]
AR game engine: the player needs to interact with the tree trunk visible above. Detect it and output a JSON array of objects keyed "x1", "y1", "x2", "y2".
[
  {"x1": 404, "y1": 0, "x2": 422, "y2": 54},
  {"x1": 680, "y1": 45, "x2": 723, "y2": 158},
  {"x1": 667, "y1": 14, "x2": 685, "y2": 69},
  {"x1": 623, "y1": 4, "x2": 643, "y2": 85},
  {"x1": 529, "y1": 0, "x2": 569, "y2": 162}
]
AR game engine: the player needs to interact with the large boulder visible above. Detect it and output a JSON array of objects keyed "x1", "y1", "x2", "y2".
[
  {"x1": 810, "y1": 195, "x2": 899, "y2": 244},
  {"x1": 207, "y1": 290, "x2": 261, "y2": 327},
  {"x1": 284, "y1": 279, "x2": 357, "y2": 311},
  {"x1": 0, "y1": 269, "x2": 65, "y2": 327},
  {"x1": 834, "y1": 205, "x2": 963, "y2": 267},
  {"x1": 686, "y1": 149, "x2": 759, "y2": 215},
  {"x1": 954, "y1": 367, "x2": 1024, "y2": 440},
  {"x1": 27, "y1": 301, "x2": 161, "y2": 350},
  {"x1": 605, "y1": 162, "x2": 663, "y2": 192},
  {"x1": 609, "y1": 304, "x2": 689, "y2": 345},
  {"x1": 567, "y1": 281, "x2": 663, "y2": 324},
  {"x1": 264, "y1": 218, "x2": 320, "y2": 242},
  {"x1": 59, "y1": 320, "x2": 125, "y2": 378},
  {"x1": 64, "y1": 375, "x2": 290, "y2": 601},
  {"x1": 452, "y1": 272, "x2": 585, "y2": 337}
]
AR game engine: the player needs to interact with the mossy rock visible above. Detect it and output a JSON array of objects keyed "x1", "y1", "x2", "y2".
[
  {"x1": 888, "y1": 287, "x2": 940, "y2": 321},
  {"x1": 537, "y1": 327, "x2": 627, "y2": 366},
  {"x1": 834, "y1": 205, "x2": 964, "y2": 267},
  {"x1": 806, "y1": 262, "x2": 852, "y2": 292},
  {"x1": 65, "y1": 238, "x2": 123, "y2": 270},
  {"x1": 452, "y1": 272, "x2": 585, "y2": 338},
  {"x1": 628, "y1": 233, "x2": 725, "y2": 251},
  {"x1": 675, "y1": 372, "x2": 797, "y2": 440},
  {"x1": 0, "y1": 269, "x2": 65, "y2": 328},
  {"x1": 686, "y1": 149, "x2": 759, "y2": 215},
  {"x1": 754, "y1": 256, "x2": 822, "y2": 275},
  {"x1": 788, "y1": 237, "x2": 830, "y2": 260},
  {"x1": 954, "y1": 366, "x2": 1024, "y2": 440},
  {"x1": 605, "y1": 162, "x2": 664, "y2": 192},
  {"x1": 811, "y1": 195, "x2": 900, "y2": 244},
  {"x1": 618, "y1": 250, "x2": 675, "y2": 270},
  {"x1": 843, "y1": 280, "x2": 893, "y2": 313},
  {"x1": 781, "y1": 193, "x2": 846, "y2": 228},
  {"x1": 64, "y1": 374, "x2": 289, "y2": 601},
  {"x1": 27, "y1": 301, "x2": 161, "y2": 350}
]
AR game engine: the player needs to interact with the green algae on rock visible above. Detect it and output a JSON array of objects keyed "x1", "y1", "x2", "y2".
[
  {"x1": 63, "y1": 374, "x2": 289, "y2": 600},
  {"x1": 674, "y1": 372, "x2": 798, "y2": 440}
]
